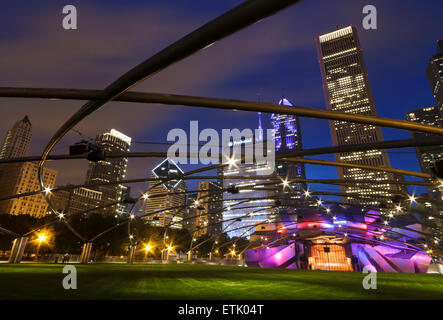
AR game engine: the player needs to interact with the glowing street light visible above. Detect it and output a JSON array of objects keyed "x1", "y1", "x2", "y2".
[
  {"x1": 44, "y1": 187, "x2": 52, "y2": 195},
  {"x1": 142, "y1": 193, "x2": 149, "y2": 200},
  {"x1": 304, "y1": 189, "x2": 310, "y2": 197},
  {"x1": 144, "y1": 244, "x2": 152, "y2": 253},
  {"x1": 282, "y1": 179, "x2": 289, "y2": 188},
  {"x1": 408, "y1": 194, "x2": 416, "y2": 204},
  {"x1": 227, "y1": 156, "x2": 237, "y2": 167},
  {"x1": 37, "y1": 232, "x2": 47, "y2": 243},
  {"x1": 317, "y1": 199, "x2": 323, "y2": 206}
]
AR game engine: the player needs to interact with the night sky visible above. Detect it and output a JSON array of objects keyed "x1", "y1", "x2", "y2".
[{"x1": 1, "y1": 0, "x2": 442, "y2": 200}]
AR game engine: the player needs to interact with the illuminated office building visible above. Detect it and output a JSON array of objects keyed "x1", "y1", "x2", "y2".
[
  {"x1": 52, "y1": 186, "x2": 103, "y2": 215},
  {"x1": 222, "y1": 136, "x2": 275, "y2": 239},
  {"x1": 0, "y1": 115, "x2": 32, "y2": 160},
  {"x1": 194, "y1": 181, "x2": 223, "y2": 237},
  {"x1": 271, "y1": 97, "x2": 307, "y2": 204},
  {"x1": 426, "y1": 40, "x2": 443, "y2": 107},
  {"x1": 85, "y1": 129, "x2": 131, "y2": 215},
  {"x1": 406, "y1": 106, "x2": 443, "y2": 200},
  {"x1": 184, "y1": 193, "x2": 198, "y2": 232},
  {"x1": 0, "y1": 162, "x2": 57, "y2": 217},
  {"x1": 144, "y1": 158, "x2": 186, "y2": 229},
  {"x1": 316, "y1": 26, "x2": 400, "y2": 205}
]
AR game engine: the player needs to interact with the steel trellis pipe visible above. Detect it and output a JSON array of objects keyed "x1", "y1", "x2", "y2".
[{"x1": 2, "y1": 87, "x2": 443, "y2": 136}]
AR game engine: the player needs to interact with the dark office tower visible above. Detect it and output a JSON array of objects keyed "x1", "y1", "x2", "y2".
[
  {"x1": 194, "y1": 181, "x2": 223, "y2": 237},
  {"x1": 426, "y1": 41, "x2": 443, "y2": 107},
  {"x1": 406, "y1": 106, "x2": 443, "y2": 200},
  {"x1": 271, "y1": 97, "x2": 307, "y2": 203},
  {"x1": 85, "y1": 129, "x2": 131, "y2": 215},
  {"x1": 184, "y1": 193, "x2": 198, "y2": 232},
  {"x1": 0, "y1": 115, "x2": 32, "y2": 159},
  {"x1": 316, "y1": 26, "x2": 399, "y2": 205}
]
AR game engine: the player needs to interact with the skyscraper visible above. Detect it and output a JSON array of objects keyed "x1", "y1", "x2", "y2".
[
  {"x1": 406, "y1": 105, "x2": 443, "y2": 200},
  {"x1": 426, "y1": 40, "x2": 443, "y2": 107},
  {"x1": 0, "y1": 115, "x2": 58, "y2": 217},
  {"x1": 0, "y1": 162, "x2": 57, "y2": 217},
  {"x1": 0, "y1": 115, "x2": 32, "y2": 160},
  {"x1": 183, "y1": 193, "x2": 198, "y2": 232},
  {"x1": 222, "y1": 136, "x2": 274, "y2": 238},
  {"x1": 193, "y1": 181, "x2": 223, "y2": 238},
  {"x1": 316, "y1": 26, "x2": 399, "y2": 205},
  {"x1": 52, "y1": 185, "x2": 103, "y2": 214},
  {"x1": 144, "y1": 158, "x2": 186, "y2": 229},
  {"x1": 271, "y1": 97, "x2": 307, "y2": 204},
  {"x1": 85, "y1": 129, "x2": 131, "y2": 215}
]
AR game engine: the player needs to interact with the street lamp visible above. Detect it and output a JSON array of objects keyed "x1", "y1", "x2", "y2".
[{"x1": 35, "y1": 231, "x2": 48, "y2": 261}]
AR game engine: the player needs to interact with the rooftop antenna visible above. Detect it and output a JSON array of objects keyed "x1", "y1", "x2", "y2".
[{"x1": 257, "y1": 93, "x2": 263, "y2": 141}]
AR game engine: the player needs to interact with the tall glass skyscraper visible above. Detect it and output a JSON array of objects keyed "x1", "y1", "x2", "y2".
[
  {"x1": 271, "y1": 97, "x2": 306, "y2": 204},
  {"x1": 0, "y1": 115, "x2": 32, "y2": 160},
  {"x1": 426, "y1": 40, "x2": 443, "y2": 107},
  {"x1": 85, "y1": 129, "x2": 131, "y2": 215},
  {"x1": 222, "y1": 131, "x2": 274, "y2": 239},
  {"x1": 406, "y1": 105, "x2": 443, "y2": 200},
  {"x1": 316, "y1": 26, "x2": 400, "y2": 205}
]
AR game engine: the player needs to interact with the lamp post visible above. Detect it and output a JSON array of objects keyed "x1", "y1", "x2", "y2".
[{"x1": 35, "y1": 232, "x2": 47, "y2": 261}]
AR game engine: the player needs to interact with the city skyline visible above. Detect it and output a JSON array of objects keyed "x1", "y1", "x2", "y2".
[{"x1": 0, "y1": 0, "x2": 442, "y2": 302}]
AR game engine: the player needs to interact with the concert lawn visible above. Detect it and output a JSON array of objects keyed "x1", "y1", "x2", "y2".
[{"x1": 0, "y1": 263, "x2": 442, "y2": 300}]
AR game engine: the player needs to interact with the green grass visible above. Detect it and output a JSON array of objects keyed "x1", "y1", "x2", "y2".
[{"x1": 0, "y1": 263, "x2": 442, "y2": 300}]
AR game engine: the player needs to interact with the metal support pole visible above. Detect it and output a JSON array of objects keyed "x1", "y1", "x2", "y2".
[
  {"x1": 80, "y1": 242, "x2": 93, "y2": 264},
  {"x1": 8, "y1": 237, "x2": 28, "y2": 264},
  {"x1": 127, "y1": 245, "x2": 136, "y2": 264},
  {"x1": 187, "y1": 250, "x2": 193, "y2": 262},
  {"x1": 161, "y1": 249, "x2": 168, "y2": 261}
]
